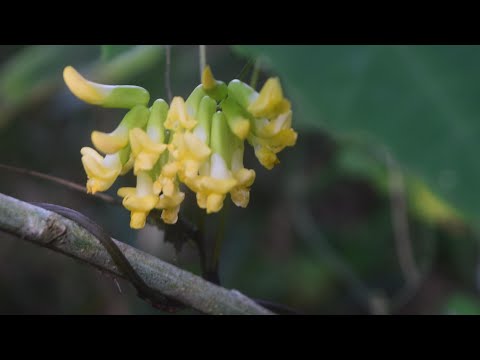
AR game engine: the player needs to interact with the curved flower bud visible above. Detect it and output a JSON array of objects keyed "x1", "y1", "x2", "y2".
[
  {"x1": 118, "y1": 171, "x2": 159, "y2": 229},
  {"x1": 80, "y1": 145, "x2": 130, "y2": 194},
  {"x1": 185, "y1": 85, "x2": 207, "y2": 117},
  {"x1": 192, "y1": 95, "x2": 216, "y2": 145},
  {"x1": 129, "y1": 99, "x2": 169, "y2": 174},
  {"x1": 227, "y1": 79, "x2": 257, "y2": 109},
  {"x1": 91, "y1": 105, "x2": 150, "y2": 154},
  {"x1": 221, "y1": 96, "x2": 251, "y2": 140},
  {"x1": 63, "y1": 66, "x2": 150, "y2": 109}
]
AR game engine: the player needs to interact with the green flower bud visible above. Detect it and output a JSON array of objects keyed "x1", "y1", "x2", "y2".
[
  {"x1": 63, "y1": 66, "x2": 150, "y2": 109},
  {"x1": 91, "y1": 105, "x2": 150, "y2": 154},
  {"x1": 221, "y1": 96, "x2": 252, "y2": 140}
]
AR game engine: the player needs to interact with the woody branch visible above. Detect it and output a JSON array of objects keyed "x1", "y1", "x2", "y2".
[{"x1": 0, "y1": 192, "x2": 272, "y2": 315}]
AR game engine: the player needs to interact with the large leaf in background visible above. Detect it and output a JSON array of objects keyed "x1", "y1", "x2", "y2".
[{"x1": 233, "y1": 45, "x2": 480, "y2": 222}]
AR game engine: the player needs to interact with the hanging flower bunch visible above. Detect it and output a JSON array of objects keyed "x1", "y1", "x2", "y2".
[{"x1": 63, "y1": 64, "x2": 297, "y2": 229}]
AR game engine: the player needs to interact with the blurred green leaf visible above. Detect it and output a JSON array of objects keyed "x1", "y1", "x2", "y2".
[
  {"x1": 0, "y1": 46, "x2": 95, "y2": 103},
  {"x1": 444, "y1": 293, "x2": 480, "y2": 315},
  {"x1": 233, "y1": 45, "x2": 480, "y2": 223},
  {"x1": 101, "y1": 45, "x2": 135, "y2": 61},
  {"x1": 336, "y1": 142, "x2": 465, "y2": 227},
  {"x1": 0, "y1": 45, "x2": 98, "y2": 127},
  {"x1": 92, "y1": 45, "x2": 164, "y2": 83},
  {"x1": 0, "y1": 45, "x2": 164, "y2": 129}
]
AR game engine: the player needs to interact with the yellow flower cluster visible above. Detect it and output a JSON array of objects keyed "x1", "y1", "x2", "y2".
[{"x1": 63, "y1": 65, "x2": 297, "y2": 229}]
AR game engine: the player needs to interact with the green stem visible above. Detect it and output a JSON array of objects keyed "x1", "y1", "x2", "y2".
[
  {"x1": 197, "y1": 209, "x2": 208, "y2": 275},
  {"x1": 250, "y1": 59, "x2": 261, "y2": 89},
  {"x1": 199, "y1": 45, "x2": 207, "y2": 81},
  {"x1": 165, "y1": 45, "x2": 173, "y2": 102},
  {"x1": 236, "y1": 58, "x2": 254, "y2": 82},
  {"x1": 210, "y1": 204, "x2": 227, "y2": 283}
]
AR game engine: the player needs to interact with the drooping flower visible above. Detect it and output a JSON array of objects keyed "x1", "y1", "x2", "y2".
[
  {"x1": 229, "y1": 138, "x2": 255, "y2": 208},
  {"x1": 81, "y1": 145, "x2": 131, "y2": 194},
  {"x1": 184, "y1": 111, "x2": 239, "y2": 213},
  {"x1": 155, "y1": 180, "x2": 185, "y2": 224},
  {"x1": 118, "y1": 171, "x2": 160, "y2": 229},
  {"x1": 227, "y1": 77, "x2": 298, "y2": 169},
  {"x1": 152, "y1": 153, "x2": 186, "y2": 225},
  {"x1": 91, "y1": 105, "x2": 150, "y2": 154}
]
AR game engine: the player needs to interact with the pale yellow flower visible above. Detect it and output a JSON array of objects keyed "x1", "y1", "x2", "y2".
[
  {"x1": 80, "y1": 146, "x2": 130, "y2": 194},
  {"x1": 118, "y1": 171, "x2": 159, "y2": 229}
]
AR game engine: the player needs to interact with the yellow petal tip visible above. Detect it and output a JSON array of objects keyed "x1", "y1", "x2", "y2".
[
  {"x1": 91, "y1": 131, "x2": 128, "y2": 154},
  {"x1": 248, "y1": 77, "x2": 285, "y2": 118},
  {"x1": 202, "y1": 65, "x2": 216, "y2": 91},
  {"x1": 130, "y1": 212, "x2": 147, "y2": 229},
  {"x1": 232, "y1": 119, "x2": 251, "y2": 140}
]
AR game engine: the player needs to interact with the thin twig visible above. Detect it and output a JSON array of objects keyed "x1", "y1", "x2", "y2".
[
  {"x1": 384, "y1": 151, "x2": 420, "y2": 287},
  {"x1": 0, "y1": 192, "x2": 273, "y2": 315},
  {"x1": 0, "y1": 163, "x2": 119, "y2": 205},
  {"x1": 211, "y1": 207, "x2": 226, "y2": 282},
  {"x1": 165, "y1": 45, "x2": 173, "y2": 102},
  {"x1": 336, "y1": 136, "x2": 430, "y2": 312},
  {"x1": 388, "y1": 225, "x2": 436, "y2": 312},
  {"x1": 236, "y1": 58, "x2": 254, "y2": 82},
  {"x1": 288, "y1": 153, "x2": 388, "y2": 315}
]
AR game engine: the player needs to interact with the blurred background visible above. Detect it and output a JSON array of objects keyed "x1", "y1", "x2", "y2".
[{"x1": 1, "y1": 45, "x2": 480, "y2": 314}]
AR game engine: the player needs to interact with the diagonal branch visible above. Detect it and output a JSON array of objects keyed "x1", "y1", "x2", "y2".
[{"x1": 0, "y1": 192, "x2": 272, "y2": 315}]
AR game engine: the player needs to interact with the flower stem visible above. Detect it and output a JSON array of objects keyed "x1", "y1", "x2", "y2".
[
  {"x1": 199, "y1": 45, "x2": 207, "y2": 81},
  {"x1": 250, "y1": 58, "x2": 261, "y2": 89},
  {"x1": 165, "y1": 45, "x2": 173, "y2": 102},
  {"x1": 210, "y1": 204, "x2": 227, "y2": 284}
]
